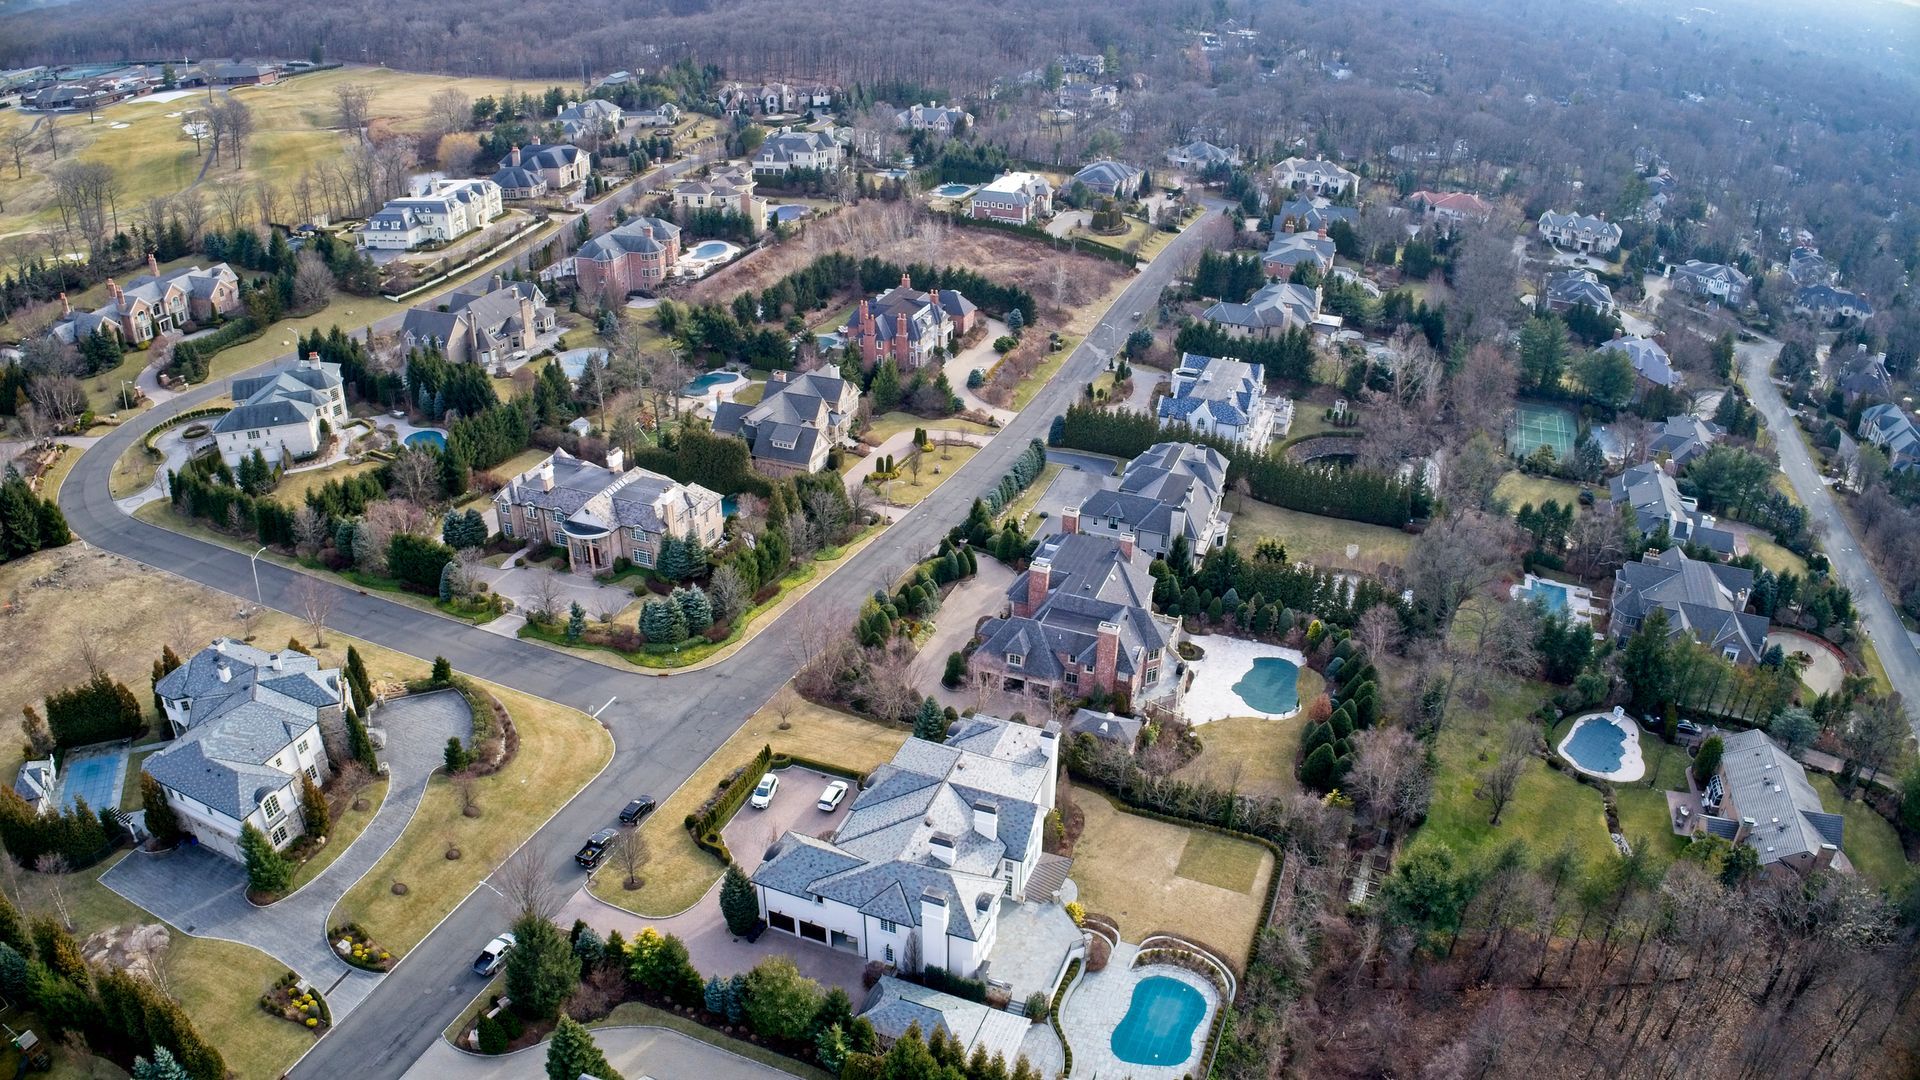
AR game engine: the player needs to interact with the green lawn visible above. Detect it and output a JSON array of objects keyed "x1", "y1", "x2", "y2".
[
  {"x1": 1175, "y1": 832, "x2": 1264, "y2": 892},
  {"x1": 861, "y1": 412, "x2": 996, "y2": 444},
  {"x1": 284, "y1": 777, "x2": 389, "y2": 894},
  {"x1": 1494, "y1": 471, "x2": 1589, "y2": 514},
  {"x1": 1813, "y1": 775, "x2": 1913, "y2": 893},
  {"x1": 730, "y1": 380, "x2": 767, "y2": 406},
  {"x1": 867, "y1": 445, "x2": 978, "y2": 506},
  {"x1": 274, "y1": 459, "x2": 385, "y2": 509},
  {"x1": 1227, "y1": 495, "x2": 1414, "y2": 569},
  {"x1": 1609, "y1": 734, "x2": 1694, "y2": 869},
  {"x1": 1742, "y1": 532, "x2": 1809, "y2": 579}
]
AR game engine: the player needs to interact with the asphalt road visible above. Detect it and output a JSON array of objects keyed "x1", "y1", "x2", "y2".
[
  {"x1": 57, "y1": 203, "x2": 1220, "y2": 1078},
  {"x1": 1738, "y1": 338, "x2": 1920, "y2": 737}
]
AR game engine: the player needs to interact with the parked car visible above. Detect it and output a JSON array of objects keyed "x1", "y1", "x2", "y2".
[
  {"x1": 817, "y1": 780, "x2": 849, "y2": 811},
  {"x1": 749, "y1": 774, "x2": 779, "y2": 810},
  {"x1": 472, "y1": 932, "x2": 516, "y2": 976},
  {"x1": 619, "y1": 796, "x2": 657, "y2": 825},
  {"x1": 575, "y1": 827, "x2": 619, "y2": 869}
]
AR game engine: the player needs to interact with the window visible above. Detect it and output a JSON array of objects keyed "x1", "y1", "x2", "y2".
[
  {"x1": 263, "y1": 794, "x2": 282, "y2": 819},
  {"x1": 879, "y1": 919, "x2": 897, "y2": 934},
  {"x1": 247, "y1": 430, "x2": 261, "y2": 440},
  {"x1": 503, "y1": 520, "x2": 514, "y2": 539},
  {"x1": 271, "y1": 825, "x2": 288, "y2": 846},
  {"x1": 883, "y1": 944, "x2": 895, "y2": 963},
  {"x1": 306, "y1": 765, "x2": 319, "y2": 782},
  {"x1": 1723, "y1": 647, "x2": 1740, "y2": 661},
  {"x1": 297, "y1": 739, "x2": 309, "y2": 754},
  {"x1": 635, "y1": 547, "x2": 654, "y2": 567},
  {"x1": 1007, "y1": 653, "x2": 1023, "y2": 669},
  {"x1": 1065, "y1": 670, "x2": 1079, "y2": 687}
]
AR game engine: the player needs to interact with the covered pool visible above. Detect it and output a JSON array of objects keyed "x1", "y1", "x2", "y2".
[
  {"x1": 1230, "y1": 657, "x2": 1301, "y2": 716},
  {"x1": 1558, "y1": 708, "x2": 1645, "y2": 782},
  {"x1": 1182, "y1": 634, "x2": 1309, "y2": 723},
  {"x1": 555, "y1": 348, "x2": 607, "y2": 381}
]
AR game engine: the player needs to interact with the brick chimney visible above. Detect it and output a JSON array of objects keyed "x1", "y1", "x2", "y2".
[
  {"x1": 305, "y1": 350, "x2": 321, "y2": 369},
  {"x1": 1093, "y1": 620, "x2": 1121, "y2": 691},
  {"x1": 147, "y1": 252, "x2": 160, "y2": 278},
  {"x1": 508, "y1": 144, "x2": 521, "y2": 167},
  {"x1": 1116, "y1": 533, "x2": 1135, "y2": 561},
  {"x1": 1815, "y1": 843, "x2": 1837, "y2": 871},
  {"x1": 1018, "y1": 558, "x2": 1051, "y2": 617},
  {"x1": 1060, "y1": 505, "x2": 1079, "y2": 535},
  {"x1": 107, "y1": 277, "x2": 121, "y2": 302},
  {"x1": 900, "y1": 272, "x2": 911, "y2": 290}
]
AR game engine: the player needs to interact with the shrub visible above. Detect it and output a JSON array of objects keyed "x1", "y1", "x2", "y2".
[
  {"x1": 1023, "y1": 991, "x2": 1048, "y2": 1021},
  {"x1": 476, "y1": 1013, "x2": 508, "y2": 1054}
]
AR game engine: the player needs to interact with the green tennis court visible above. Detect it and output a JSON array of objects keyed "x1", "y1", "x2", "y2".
[{"x1": 1508, "y1": 402, "x2": 1578, "y2": 459}]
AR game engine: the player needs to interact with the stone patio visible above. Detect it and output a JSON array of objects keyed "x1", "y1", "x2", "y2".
[
  {"x1": 1058, "y1": 941, "x2": 1219, "y2": 1080},
  {"x1": 985, "y1": 898, "x2": 1084, "y2": 1007}
]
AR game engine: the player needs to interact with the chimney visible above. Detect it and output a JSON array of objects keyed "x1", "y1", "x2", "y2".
[
  {"x1": 306, "y1": 350, "x2": 321, "y2": 369},
  {"x1": 1019, "y1": 558, "x2": 1052, "y2": 617},
  {"x1": 538, "y1": 461, "x2": 555, "y2": 492},
  {"x1": 972, "y1": 800, "x2": 998, "y2": 840},
  {"x1": 213, "y1": 639, "x2": 227, "y2": 653},
  {"x1": 919, "y1": 888, "x2": 949, "y2": 972},
  {"x1": 508, "y1": 144, "x2": 521, "y2": 167},
  {"x1": 900, "y1": 272, "x2": 912, "y2": 290},
  {"x1": 1735, "y1": 817, "x2": 1755, "y2": 845},
  {"x1": 271, "y1": 652, "x2": 284, "y2": 671},
  {"x1": 1815, "y1": 843, "x2": 1837, "y2": 871},
  {"x1": 927, "y1": 833, "x2": 956, "y2": 867},
  {"x1": 59, "y1": 292, "x2": 70, "y2": 317},
  {"x1": 491, "y1": 273, "x2": 504, "y2": 292},
  {"x1": 107, "y1": 277, "x2": 121, "y2": 302},
  {"x1": 216, "y1": 662, "x2": 232, "y2": 684},
  {"x1": 1116, "y1": 532, "x2": 1135, "y2": 561},
  {"x1": 1061, "y1": 504, "x2": 1080, "y2": 535},
  {"x1": 605, "y1": 447, "x2": 625, "y2": 473},
  {"x1": 1093, "y1": 620, "x2": 1121, "y2": 690},
  {"x1": 147, "y1": 252, "x2": 160, "y2": 278}
]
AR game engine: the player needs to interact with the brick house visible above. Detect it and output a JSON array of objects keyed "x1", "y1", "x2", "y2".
[
  {"x1": 51, "y1": 254, "x2": 240, "y2": 346},
  {"x1": 494, "y1": 447, "x2": 723, "y2": 574},
  {"x1": 841, "y1": 274, "x2": 978, "y2": 370},
  {"x1": 574, "y1": 216, "x2": 682, "y2": 301}
]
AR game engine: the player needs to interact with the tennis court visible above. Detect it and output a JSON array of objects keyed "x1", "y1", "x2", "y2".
[
  {"x1": 57, "y1": 744, "x2": 130, "y2": 813},
  {"x1": 1508, "y1": 401, "x2": 1578, "y2": 459}
]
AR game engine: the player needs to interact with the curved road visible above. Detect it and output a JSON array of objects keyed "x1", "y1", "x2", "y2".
[
  {"x1": 1738, "y1": 338, "x2": 1920, "y2": 736},
  {"x1": 58, "y1": 207, "x2": 1219, "y2": 1078}
]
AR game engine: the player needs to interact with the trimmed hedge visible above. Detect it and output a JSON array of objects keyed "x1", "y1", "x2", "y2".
[
  {"x1": 1048, "y1": 957, "x2": 1082, "y2": 1077},
  {"x1": 685, "y1": 745, "x2": 774, "y2": 866}
]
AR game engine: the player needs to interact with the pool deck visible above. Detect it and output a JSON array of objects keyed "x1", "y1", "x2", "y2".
[
  {"x1": 1557, "y1": 709, "x2": 1646, "y2": 782},
  {"x1": 1181, "y1": 634, "x2": 1307, "y2": 724},
  {"x1": 1059, "y1": 941, "x2": 1217, "y2": 1080}
]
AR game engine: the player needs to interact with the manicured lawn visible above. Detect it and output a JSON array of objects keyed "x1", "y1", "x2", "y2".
[
  {"x1": 1494, "y1": 471, "x2": 1589, "y2": 514},
  {"x1": 1418, "y1": 673, "x2": 1614, "y2": 869},
  {"x1": 332, "y1": 683, "x2": 611, "y2": 953},
  {"x1": 862, "y1": 411, "x2": 996, "y2": 444},
  {"x1": 1813, "y1": 775, "x2": 1913, "y2": 893},
  {"x1": 108, "y1": 440, "x2": 166, "y2": 499},
  {"x1": 285, "y1": 777, "x2": 389, "y2": 894},
  {"x1": 1011, "y1": 341, "x2": 1076, "y2": 411},
  {"x1": 1609, "y1": 733, "x2": 1695, "y2": 870},
  {"x1": 1743, "y1": 532, "x2": 1809, "y2": 579},
  {"x1": 274, "y1": 459, "x2": 386, "y2": 509},
  {"x1": 1173, "y1": 714, "x2": 1312, "y2": 799},
  {"x1": 1226, "y1": 495, "x2": 1414, "y2": 569},
  {"x1": 730, "y1": 380, "x2": 766, "y2": 406},
  {"x1": 589, "y1": 694, "x2": 905, "y2": 917},
  {"x1": 868, "y1": 445, "x2": 978, "y2": 506},
  {"x1": 593, "y1": 1002, "x2": 832, "y2": 1080},
  {"x1": 1068, "y1": 789, "x2": 1273, "y2": 962}
]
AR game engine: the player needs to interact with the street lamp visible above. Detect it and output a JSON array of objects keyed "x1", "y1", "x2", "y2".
[
  {"x1": 250, "y1": 545, "x2": 267, "y2": 607},
  {"x1": 120, "y1": 380, "x2": 134, "y2": 411}
]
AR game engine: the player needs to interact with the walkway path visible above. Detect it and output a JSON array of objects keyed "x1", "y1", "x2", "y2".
[
  {"x1": 943, "y1": 318, "x2": 1019, "y2": 424},
  {"x1": 841, "y1": 428, "x2": 993, "y2": 492},
  {"x1": 1738, "y1": 337, "x2": 1920, "y2": 736},
  {"x1": 403, "y1": 1025, "x2": 794, "y2": 1080},
  {"x1": 100, "y1": 691, "x2": 471, "y2": 1018}
]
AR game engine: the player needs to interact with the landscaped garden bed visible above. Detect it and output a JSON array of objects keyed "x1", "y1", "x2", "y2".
[
  {"x1": 330, "y1": 923, "x2": 394, "y2": 971},
  {"x1": 260, "y1": 971, "x2": 330, "y2": 1032}
]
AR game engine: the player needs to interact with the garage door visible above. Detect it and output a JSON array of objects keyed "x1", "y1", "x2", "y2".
[
  {"x1": 769, "y1": 912, "x2": 796, "y2": 934},
  {"x1": 799, "y1": 921, "x2": 828, "y2": 943}
]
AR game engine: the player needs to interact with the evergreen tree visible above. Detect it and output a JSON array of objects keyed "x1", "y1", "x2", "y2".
[
  {"x1": 913, "y1": 697, "x2": 948, "y2": 742},
  {"x1": 131, "y1": 1049, "x2": 192, "y2": 1080},
  {"x1": 673, "y1": 586, "x2": 713, "y2": 634},
  {"x1": 140, "y1": 772, "x2": 182, "y2": 847},
  {"x1": 300, "y1": 773, "x2": 330, "y2": 839},
  {"x1": 1693, "y1": 735, "x2": 1724, "y2": 786},
  {"x1": 445, "y1": 737, "x2": 471, "y2": 773},
  {"x1": 431, "y1": 656, "x2": 453, "y2": 683},
  {"x1": 240, "y1": 823, "x2": 292, "y2": 895},
  {"x1": 719, "y1": 863, "x2": 760, "y2": 936},
  {"x1": 346, "y1": 708, "x2": 378, "y2": 771},
  {"x1": 870, "y1": 359, "x2": 903, "y2": 411},
  {"x1": 640, "y1": 598, "x2": 688, "y2": 644},
  {"x1": 567, "y1": 602, "x2": 587, "y2": 643},
  {"x1": 545, "y1": 1015, "x2": 623, "y2": 1080},
  {"x1": 506, "y1": 914, "x2": 579, "y2": 1021}
]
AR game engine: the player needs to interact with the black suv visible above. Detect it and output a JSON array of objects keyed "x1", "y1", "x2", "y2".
[{"x1": 619, "y1": 796, "x2": 657, "y2": 825}]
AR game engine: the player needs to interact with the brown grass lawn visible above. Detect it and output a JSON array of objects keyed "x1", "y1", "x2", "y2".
[
  {"x1": 1227, "y1": 495, "x2": 1413, "y2": 571},
  {"x1": 285, "y1": 777, "x2": 388, "y2": 894},
  {"x1": 589, "y1": 693, "x2": 905, "y2": 917},
  {"x1": 1069, "y1": 789, "x2": 1273, "y2": 962},
  {"x1": 273, "y1": 459, "x2": 386, "y2": 509},
  {"x1": 1173, "y1": 715, "x2": 1306, "y2": 798},
  {"x1": 869, "y1": 445, "x2": 979, "y2": 507},
  {"x1": 1494, "y1": 471, "x2": 1590, "y2": 514},
  {"x1": 331, "y1": 685, "x2": 610, "y2": 953}
]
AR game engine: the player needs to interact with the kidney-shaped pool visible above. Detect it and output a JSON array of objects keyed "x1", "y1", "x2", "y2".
[{"x1": 1110, "y1": 975, "x2": 1207, "y2": 1067}]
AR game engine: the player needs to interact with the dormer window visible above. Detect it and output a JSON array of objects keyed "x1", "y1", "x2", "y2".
[{"x1": 1007, "y1": 653, "x2": 1023, "y2": 668}]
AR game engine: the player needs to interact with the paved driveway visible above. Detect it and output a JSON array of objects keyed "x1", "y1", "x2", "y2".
[
  {"x1": 1027, "y1": 460, "x2": 1120, "y2": 543},
  {"x1": 471, "y1": 558, "x2": 636, "y2": 621},
  {"x1": 912, "y1": 561, "x2": 1017, "y2": 709},
  {"x1": 102, "y1": 691, "x2": 472, "y2": 1017}
]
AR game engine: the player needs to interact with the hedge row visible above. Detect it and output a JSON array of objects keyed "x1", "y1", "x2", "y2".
[
  {"x1": 685, "y1": 745, "x2": 774, "y2": 866},
  {"x1": 1048, "y1": 957, "x2": 1082, "y2": 1077}
]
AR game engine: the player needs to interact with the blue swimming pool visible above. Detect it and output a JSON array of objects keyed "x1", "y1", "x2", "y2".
[
  {"x1": 933, "y1": 182, "x2": 974, "y2": 198},
  {"x1": 1563, "y1": 717, "x2": 1627, "y2": 773},
  {"x1": 721, "y1": 495, "x2": 739, "y2": 518},
  {"x1": 1111, "y1": 976, "x2": 1206, "y2": 1067},
  {"x1": 1525, "y1": 579, "x2": 1570, "y2": 613},
  {"x1": 772, "y1": 204, "x2": 809, "y2": 222},
  {"x1": 59, "y1": 751, "x2": 123, "y2": 813},
  {"x1": 404, "y1": 430, "x2": 446, "y2": 451},
  {"x1": 686, "y1": 240, "x2": 736, "y2": 260},
  {"x1": 1231, "y1": 656, "x2": 1301, "y2": 716},
  {"x1": 684, "y1": 370, "x2": 744, "y2": 395}
]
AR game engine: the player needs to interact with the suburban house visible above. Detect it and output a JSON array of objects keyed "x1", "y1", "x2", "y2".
[
  {"x1": 1273, "y1": 197, "x2": 1355, "y2": 234},
  {"x1": 491, "y1": 143, "x2": 588, "y2": 199},
  {"x1": 12, "y1": 757, "x2": 56, "y2": 816},
  {"x1": 839, "y1": 274, "x2": 978, "y2": 370},
  {"x1": 1675, "y1": 728, "x2": 1845, "y2": 879},
  {"x1": 211, "y1": 354, "x2": 345, "y2": 467},
  {"x1": 752, "y1": 127, "x2": 844, "y2": 175},
  {"x1": 361, "y1": 178, "x2": 503, "y2": 251},
  {"x1": 1542, "y1": 269, "x2": 1616, "y2": 315},
  {"x1": 145, "y1": 638, "x2": 346, "y2": 862},
  {"x1": 556, "y1": 98, "x2": 624, "y2": 142},
  {"x1": 1537, "y1": 210, "x2": 1622, "y2": 254},
  {"x1": 1200, "y1": 280, "x2": 1320, "y2": 338},
  {"x1": 1407, "y1": 190, "x2": 1494, "y2": 233},
  {"x1": 1607, "y1": 462, "x2": 1735, "y2": 554},
  {"x1": 969, "y1": 172, "x2": 1054, "y2": 225},
  {"x1": 1070, "y1": 160, "x2": 1143, "y2": 200},
  {"x1": 1670, "y1": 260, "x2": 1749, "y2": 307},
  {"x1": 1857, "y1": 403, "x2": 1920, "y2": 474},
  {"x1": 1156, "y1": 355, "x2": 1282, "y2": 452},
  {"x1": 1646, "y1": 414, "x2": 1721, "y2": 467},
  {"x1": 1070, "y1": 441, "x2": 1231, "y2": 569},
  {"x1": 573, "y1": 216, "x2": 682, "y2": 300},
  {"x1": 1610, "y1": 547, "x2": 1768, "y2": 663},
  {"x1": 1831, "y1": 344, "x2": 1893, "y2": 405},
  {"x1": 897, "y1": 102, "x2": 972, "y2": 134},
  {"x1": 51, "y1": 256, "x2": 240, "y2": 346},
  {"x1": 1058, "y1": 82, "x2": 1119, "y2": 110},
  {"x1": 712, "y1": 368, "x2": 860, "y2": 476},
  {"x1": 971, "y1": 532, "x2": 1179, "y2": 705},
  {"x1": 398, "y1": 278, "x2": 556, "y2": 367},
  {"x1": 1066, "y1": 707, "x2": 1142, "y2": 748},
  {"x1": 1794, "y1": 284, "x2": 1875, "y2": 322},
  {"x1": 1600, "y1": 335, "x2": 1678, "y2": 390},
  {"x1": 860, "y1": 977, "x2": 1030, "y2": 1065},
  {"x1": 671, "y1": 165, "x2": 768, "y2": 236},
  {"x1": 1261, "y1": 229, "x2": 1336, "y2": 278},
  {"x1": 1786, "y1": 246, "x2": 1834, "y2": 287},
  {"x1": 752, "y1": 714, "x2": 1060, "y2": 976},
  {"x1": 1273, "y1": 157, "x2": 1359, "y2": 197},
  {"x1": 494, "y1": 447, "x2": 722, "y2": 574},
  {"x1": 1164, "y1": 140, "x2": 1240, "y2": 170},
  {"x1": 631, "y1": 102, "x2": 680, "y2": 127}
]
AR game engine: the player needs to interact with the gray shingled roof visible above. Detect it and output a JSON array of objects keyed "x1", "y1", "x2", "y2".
[{"x1": 1713, "y1": 728, "x2": 1843, "y2": 867}]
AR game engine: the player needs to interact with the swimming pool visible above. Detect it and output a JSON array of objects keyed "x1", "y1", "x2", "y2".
[
  {"x1": 684, "y1": 370, "x2": 744, "y2": 395},
  {"x1": 1111, "y1": 976, "x2": 1207, "y2": 1067},
  {"x1": 772, "y1": 204, "x2": 809, "y2": 223},
  {"x1": 1230, "y1": 657, "x2": 1300, "y2": 716},
  {"x1": 404, "y1": 430, "x2": 447, "y2": 451},
  {"x1": 556, "y1": 348, "x2": 607, "y2": 381},
  {"x1": 721, "y1": 495, "x2": 739, "y2": 518},
  {"x1": 1524, "y1": 579, "x2": 1570, "y2": 613},
  {"x1": 59, "y1": 749, "x2": 124, "y2": 813},
  {"x1": 686, "y1": 240, "x2": 736, "y2": 259},
  {"x1": 1557, "y1": 711, "x2": 1645, "y2": 781},
  {"x1": 933, "y1": 182, "x2": 975, "y2": 198}
]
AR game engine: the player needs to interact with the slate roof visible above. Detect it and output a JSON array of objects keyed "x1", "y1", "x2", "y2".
[
  {"x1": 1711, "y1": 728, "x2": 1843, "y2": 868},
  {"x1": 1607, "y1": 463, "x2": 1733, "y2": 553},
  {"x1": 713, "y1": 369, "x2": 856, "y2": 467},
  {"x1": 1538, "y1": 210, "x2": 1621, "y2": 247},
  {"x1": 13, "y1": 759, "x2": 55, "y2": 808},
  {"x1": 1071, "y1": 160, "x2": 1141, "y2": 192},
  {"x1": 514, "y1": 143, "x2": 581, "y2": 171},
  {"x1": 1786, "y1": 246, "x2": 1832, "y2": 286},
  {"x1": 1169, "y1": 140, "x2": 1236, "y2": 166},
  {"x1": 860, "y1": 977, "x2": 1030, "y2": 1066},
  {"x1": 1857, "y1": 403, "x2": 1920, "y2": 471},
  {"x1": 754, "y1": 129, "x2": 838, "y2": 165},
  {"x1": 495, "y1": 447, "x2": 719, "y2": 535},
  {"x1": 1159, "y1": 354, "x2": 1265, "y2": 428},
  {"x1": 976, "y1": 533, "x2": 1174, "y2": 684},
  {"x1": 1647, "y1": 415, "x2": 1719, "y2": 466},
  {"x1": 491, "y1": 166, "x2": 544, "y2": 191},
  {"x1": 1795, "y1": 283, "x2": 1874, "y2": 318},
  {"x1": 1612, "y1": 548, "x2": 1766, "y2": 660},
  {"x1": 1276, "y1": 157, "x2": 1359, "y2": 188},
  {"x1": 1672, "y1": 260, "x2": 1748, "y2": 298},
  {"x1": 1273, "y1": 198, "x2": 1356, "y2": 233},
  {"x1": 577, "y1": 216, "x2": 680, "y2": 262},
  {"x1": 1079, "y1": 441, "x2": 1228, "y2": 552},
  {"x1": 1202, "y1": 280, "x2": 1319, "y2": 331},
  {"x1": 1599, "y1": 335, "x2": 1676, "y2": 387},
  {"x1": 1262, "y1": 230, "x2": 1335, "y2": 271},
  {"x1": 212, "y1": 359, "x2": 341, "y2": 436},
  {"x1": 1067, "y1": 708, "x2": 1142, "y2": 746},
  {"x1": 53, "y1": 263, "x2": 238, "y2": 343},
  {"x1": 1544, "y1": 269, "x2": 1614, "y2": 311}
]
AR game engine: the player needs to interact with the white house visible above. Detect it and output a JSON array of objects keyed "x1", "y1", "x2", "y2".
[
  {"x1": 969, "y1": 172, "x2": 1053, "y2": 224},
  {"x1": 752, "y1": 715, "x2": 1059, "y2": 976},
  {"x1": 1156, "y1": 354, "x2": 1281, "y2": 452},
  {"x1": 556, "y1": 98, "x2": 624, "y2": 142},
  {"x1": 361, "y1": 178, "x2": 503, "y2": 251},
  {"x1": 1273, "y1": 157, "x2": 1359, "y2": 197},
  {"x1": 752, "y1": 127, "x2": 844, "y2": 175},
  {"x1": 145, "y1": 639, "x2": 348, "y2": 862},
  {"x1": 897, "y1": 102, "x2": 972, "y2": 134},
  {"x1": 211, "y1": 354, "x2": 346, "y2": 467},
  {"x1": 1538, "y1": 210, "x2": 1621, "y2": 254}
]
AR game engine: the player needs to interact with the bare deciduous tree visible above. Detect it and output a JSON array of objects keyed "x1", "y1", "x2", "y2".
[
  {"x1": 334, "y1": 82, "x2": 373, "y2": 133},
  {"x1": 1354, "y1": 603, "x2": 1403, "y2": 661},
  {"x1": 33, "y1": 853, "x2": 72, "y2": 929},
  {"x1": 292, "y1": 574, "x2": 338, "y2": 648},
  {"x1": 28, "y1": 373, "x2": 86, "y2": 430},
  {"x1": 1478, "y1": 721, "x2": 1533, "y2": 825},
  {"x1": 497, "y1": 844, "x2": 558, "y2": 922},
  {"x1": 291, "y1": 250, "x2": 336, "y2": 313},
  {"x1": 426, "y1": 88, "x2": 472, "y2": 136},
  {"x1": 388, "y1": 446, "x2": 443, "y2": 507},
  {"x1": 612, "y1": 827, "x2": 646, "y2": 890}
]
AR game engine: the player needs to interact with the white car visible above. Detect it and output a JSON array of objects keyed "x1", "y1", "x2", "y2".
[
  {"x1": 472, "y1": 932, "x2": 515, "y2": 977},
  {"x1": 817, "y1": 780, "x2": 849, "y2": 811},
  {"x1": 750, "y1": 774, "x2": 779, "y2": 809}
]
